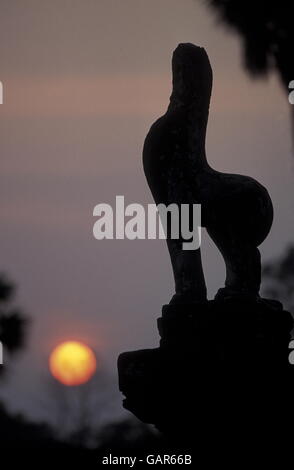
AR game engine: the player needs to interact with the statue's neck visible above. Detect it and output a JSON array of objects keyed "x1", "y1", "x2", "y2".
[{"x1": 167, "y1": 95, "x2": 210, "y2": 170}]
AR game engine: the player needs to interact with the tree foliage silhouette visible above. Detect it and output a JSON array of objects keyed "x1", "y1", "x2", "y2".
[
  {"x1": 262, "y1": 246, "x2": 294, "y2": 314},
  {"x1": 205, "y1": 1, "x2": 294, "y2": 91},
  {"x1": 0, "y1": 274, "x2": 27, "y2": 366}
]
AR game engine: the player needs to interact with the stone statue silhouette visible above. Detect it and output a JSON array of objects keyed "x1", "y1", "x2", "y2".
[
  {"x1": 120, "y1": 44, "x2": 294, "y2": 451},
  {"x1": 143, "y1": 43, "x2": 273, "y2": 303}
]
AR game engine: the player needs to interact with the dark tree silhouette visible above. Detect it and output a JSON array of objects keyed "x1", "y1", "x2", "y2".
[
  {"x1": 204, "y1": 0, "x2": 294, "y2": 134},
  {"x1": 0, "y1": 274, "x2": 27, "y2": 362},
  {"x1": 262, "y1": 246, "x2": 294, "y2": 315},
  {"x1": 205, "y1": 1, "x2": 294, "y2": 88}
]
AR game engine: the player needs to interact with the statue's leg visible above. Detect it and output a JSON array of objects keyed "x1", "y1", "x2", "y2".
[
  {"x1": 207, "y1": 226, "x2": 261, "y2": 298},
  {"x1": 167, "y1": 237, "x2": 207, "y2": 303}
]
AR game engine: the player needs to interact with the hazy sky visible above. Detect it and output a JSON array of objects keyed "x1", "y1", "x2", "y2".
[{"x1": 0, "y1": 0, "x2": 293, "y2": 424}]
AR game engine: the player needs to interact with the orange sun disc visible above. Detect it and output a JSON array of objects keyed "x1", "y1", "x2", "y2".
[{"x1": 49, "y1": 341, "x2": 97, "y2": 386}]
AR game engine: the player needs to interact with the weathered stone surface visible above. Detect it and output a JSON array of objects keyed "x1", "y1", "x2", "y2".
[{"x1": 118, "y1": 299, "x2": 293, "y2": 445}]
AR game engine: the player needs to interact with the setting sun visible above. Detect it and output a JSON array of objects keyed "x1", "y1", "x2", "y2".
[{"x1": 49, "y1": 341, "x2": 97, "y2": 386}]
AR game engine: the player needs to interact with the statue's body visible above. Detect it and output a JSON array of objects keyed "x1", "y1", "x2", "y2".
[{"x1": 143, "y1": 43, "x2": 273, "y2": 303}]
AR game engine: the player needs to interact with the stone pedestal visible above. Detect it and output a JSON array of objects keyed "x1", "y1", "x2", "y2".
[{"x1": 118, "y1": 299, "x2": 293, "y2": 455}]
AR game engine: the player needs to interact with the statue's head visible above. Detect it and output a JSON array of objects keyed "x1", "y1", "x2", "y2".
[{"x1": 171, "y1": 43, "x2": 213, "y2": 110}]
